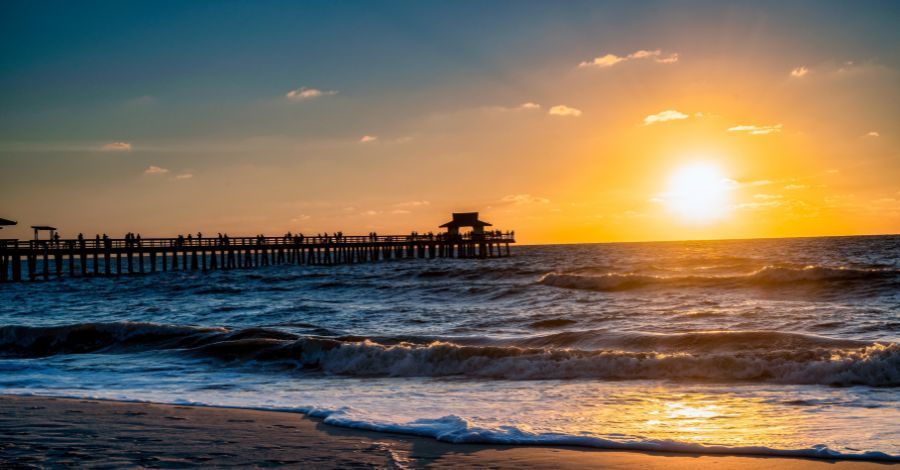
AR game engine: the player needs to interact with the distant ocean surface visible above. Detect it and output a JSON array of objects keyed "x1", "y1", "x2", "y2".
[{"x1": 2, "y1": 235, "x2": 898, "y2": 460}]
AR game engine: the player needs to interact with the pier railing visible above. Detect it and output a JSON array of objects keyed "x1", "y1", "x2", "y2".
[
  {"x1": 0, "y1": 232, "x2": 516, "y2": 282},
  {"x1": 0, "y1": 232, "x2": 514, "y2": 250}
]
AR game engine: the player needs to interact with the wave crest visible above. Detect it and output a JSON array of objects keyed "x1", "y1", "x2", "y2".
[
  {"x1": 270, "y1": 338, "x2": 900, "y2": 386},
  {"x1": 538, "y1": 265, "x2": 900, "y2": 292},
  {"x1": 2, "y1": 323, "x2": 897, "y2": 386}
]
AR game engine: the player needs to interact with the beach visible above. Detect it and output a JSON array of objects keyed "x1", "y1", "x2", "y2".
[{"x1": 2, "y1": 394, "x2": 891, "y2": 469}]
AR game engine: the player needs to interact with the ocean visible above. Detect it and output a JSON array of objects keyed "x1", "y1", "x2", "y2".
[{"x1": 1, "y1": 235, "x2": 898, "y2": 461}]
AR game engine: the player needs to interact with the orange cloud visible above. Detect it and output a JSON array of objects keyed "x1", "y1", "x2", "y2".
[
  {"x1": 144, "y1": 165, "x2": 169, "y2": 175},
  {"x1": 548, "y1": 105, "x2": 582, "y2": 117},
  {"x1": 579, "y1": 49, "x2": 678, "y2": 68},
  {"x1": 102, "y1": 141, "x2": 132, "y2": 151},
  {"x1": 643, "y1": 110, "x2": 689, "y2": 125},
  {"x1": 728, "y1": 124, "x2": 783, "y2": 135},
  {"x1": 790, "y1": 66, "x2": 809, "y2": 78}
]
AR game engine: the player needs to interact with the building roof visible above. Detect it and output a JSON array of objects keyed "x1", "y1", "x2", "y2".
[
  {"x1": 439, "y1": 212, "x2": 492, "y2": 228},
  {"x1": 31, "y1": 225, "x2": 57, "y2": 231},
  {"x1": 0, "y1": 218, "x2": 16, "y2": 226}
]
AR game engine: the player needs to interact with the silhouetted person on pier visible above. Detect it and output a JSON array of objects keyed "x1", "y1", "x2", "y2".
[{"x1": 77, "y1": 233, "x2": 85, "y2": 249}]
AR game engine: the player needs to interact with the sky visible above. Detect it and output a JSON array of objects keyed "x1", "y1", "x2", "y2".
[{"x1": 1, "y1": 0, "x2": 898, "y2": 244}]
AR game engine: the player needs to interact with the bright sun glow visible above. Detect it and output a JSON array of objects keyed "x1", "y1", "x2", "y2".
[{"x1": 665, "y1": 162, "x2": 732, "y2": 223}]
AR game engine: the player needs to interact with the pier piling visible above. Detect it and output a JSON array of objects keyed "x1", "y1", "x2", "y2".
[{"x1": 0, "y1": 231, "x2": 515, "y2": 282}]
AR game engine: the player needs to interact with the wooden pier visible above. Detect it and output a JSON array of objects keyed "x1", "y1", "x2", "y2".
[{"x1": 0, "y1": 232, "x2": 515, "y2": 282}]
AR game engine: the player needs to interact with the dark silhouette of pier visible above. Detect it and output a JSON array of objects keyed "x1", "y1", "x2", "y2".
[{"x1": 0, "y1": 213, "x2": 515, "y2": 282}]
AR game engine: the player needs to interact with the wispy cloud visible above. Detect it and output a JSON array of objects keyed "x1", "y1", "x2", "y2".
[
  {"x1": 728, "y1": 124, "x2": 783, "y2": 135},
  {"x1": 502, "y1": 194, "x2": 550, "y2": 204},
  {"x1": 486, "y1": 102, "x2": 542, "y2": 113},
  {"x1": 864, "y1": 131, "x2": 880, "y2": 138},
  {"x1": 102, "y1": 141, "x2": 132, "y2": 151},
  {"x1": 359, "y1": 135, "x2": 378, "y2": 143},
  {"x1": 643, "y1": 110, "x2": 689, "y2": 125},
  {"x1": 784, "y1": 184, "x2": 809, "y2": 190},
  {"x1": 144, "y1": 165, "x2": 169, "y2": 175},
  {"x1": 394, "y1": 200, "x2": 430, "y2": 208},
  {"x1": 790, "y1": 66, "x2": 809, "y2": 78},
  {"x1": 579, "y1": 49, "x2": 678, "y2": 68},
  {"x1": 735, "y1": 200, "x2": 783, "y2": 211},
  {"x1": 126, "y1": 95, "x2": 156, "y2": 107},
  {"x1": 174, "y1": 173, "x2": 193, "y2": 180},
  {"x1": 285, "y1": 86, "x2": 337, "y2": 101},
  {"x1": 548, "y1": 105, "x2": 582, "y2": 117}
]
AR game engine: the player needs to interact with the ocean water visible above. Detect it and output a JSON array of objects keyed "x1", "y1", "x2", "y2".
[{"x1": 1, "y1": 235, "x2": 899, "y2": 460}]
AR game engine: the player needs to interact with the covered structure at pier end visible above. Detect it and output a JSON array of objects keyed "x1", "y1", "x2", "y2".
[
  {"x1": 31, "y1": 225, "x2": 57, "y2": 240},
  {"x1": 439, "y1": 212, "x2": 492, "y2": 236}
]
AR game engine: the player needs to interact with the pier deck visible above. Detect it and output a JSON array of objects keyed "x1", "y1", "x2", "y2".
[{"x1": 0, "y1": 233, "x2": 515, "y2": 282}]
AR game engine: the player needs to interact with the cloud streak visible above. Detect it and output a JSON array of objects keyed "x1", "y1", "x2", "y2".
[
  {"x1": 102, "y1": 141, "x2": 132, "y2": 151},
  {"x1": 728, "y1": 124, "x2": 783, "y2": 135},
  {"x1": 144, "y1": 165, "x2": 169, "y2": 175},
  {"x1": 286, "y1": 86, "x2": 337, "y2": 101},
  {"x1": 579, "y1": 49, "x2": 678, "y2": 68},
  {"x1": 548, "y1": 105, "x2": 582, "y2": 117},
  {"x1": 502, "y1": 194, "x2": 550, "y2": 204},
  {"x1": 643, "y1": 110, "x2": 689, "y2": 125}
]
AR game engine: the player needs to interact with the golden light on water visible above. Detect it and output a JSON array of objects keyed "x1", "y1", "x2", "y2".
[
  {"x1": 556, "y1": 388, "x2": 810, "y2": 448},
  {"x1": 665, "y1": 162, "x2": 733, "y2": 224}
]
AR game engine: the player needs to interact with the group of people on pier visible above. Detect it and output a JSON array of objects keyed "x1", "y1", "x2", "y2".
[{"x1": 22, "y1": 229, "x2": 514, "y2": 249}]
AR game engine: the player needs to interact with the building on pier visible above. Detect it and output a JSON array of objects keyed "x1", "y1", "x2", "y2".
[
  {"x1": 439, "y1": 212, "x2": 492, "y2": 236},
  {"x1": 31, "y1": 225, "x2": 57, "y2": 240}
]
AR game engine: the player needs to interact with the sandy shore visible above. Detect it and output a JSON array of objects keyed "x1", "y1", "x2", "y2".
[{"x1": 0, "y1": 395, "x2": 893, "y2": 469}]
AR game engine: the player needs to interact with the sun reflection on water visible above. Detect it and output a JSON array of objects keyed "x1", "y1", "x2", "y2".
[{"x1": 560, "y1": 388, "x2": 803, "y2": 448}]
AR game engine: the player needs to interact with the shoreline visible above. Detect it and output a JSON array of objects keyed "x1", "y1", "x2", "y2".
[{"x1": 1, "y1": 394, "x2": 894, "y2": 468}]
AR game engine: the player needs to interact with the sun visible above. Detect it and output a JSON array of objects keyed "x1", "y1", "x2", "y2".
[{"x1": 665, "y1": 162, "x2": 732, "y2": 223}]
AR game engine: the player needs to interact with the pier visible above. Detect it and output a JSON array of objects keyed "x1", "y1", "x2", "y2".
[{"x1": 0, "y1": 213, "x2": 515, "y2": 282}]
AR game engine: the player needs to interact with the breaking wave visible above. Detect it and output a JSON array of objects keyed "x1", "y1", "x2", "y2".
[
  {"x1": 2, "y1": 323, "x2": 897, "y2": 386},
  {"x1": 538, "y1": 265, "x2": 900, "y2": 292}
]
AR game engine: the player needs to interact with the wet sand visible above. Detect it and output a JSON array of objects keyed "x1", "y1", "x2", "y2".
[{"x1": 0, "y1": 395, "x2": 892, "y2": 468}]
